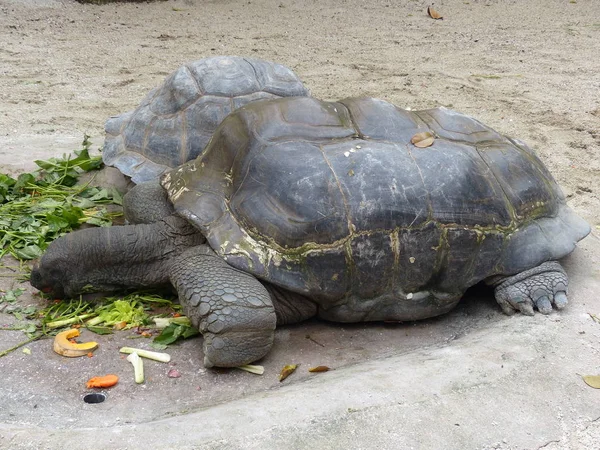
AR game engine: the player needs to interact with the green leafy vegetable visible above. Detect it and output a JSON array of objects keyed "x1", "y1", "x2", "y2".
[
  {"x1": 153, "y1": 316, "x2": 192, "y2": 329},
  {"x1": 149, "y1": 341, "x2": 168, "y2": 351},
  {"x1": 0, "y1": 287, "x2": 25, "y2": 303},
  {"x1": 0, "y1": 174, "x2": 16, "y2": 203},
  {"x1": 153, "y1": 321, "x2": 199, "y2": 346},
  {"x1": 94, "y1": 299, "x2": 150, "y2": 329},
  {"x1": 86, "y1": 325, "x2": 114, "y2": 335},
  {"x1": 1, "y1": 288, "x2": 41, "y2": 337},
  {"x1": 41, "y1": 297, "x2": 96, "y2": 330},
  {"x1": 39, "y1": 292, "x2": 176, "y2": 334},
  {"x1": 0, "y1": 135, "x2": 123, "y2": 260}
]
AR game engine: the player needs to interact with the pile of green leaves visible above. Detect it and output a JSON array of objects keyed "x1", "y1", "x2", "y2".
[
  {"x1": 0, "y1": 139, "x2": 197, "y2": 351},
  {"x1": 39, "y1": 293, "x2": 171, "y2": 330},
  {"x1": 0, "y1": 136, "x2": 122, "y2": 260},
  {"x1": 2, "y1": 285, "x2": 196, "y2": 354},
  {"x1": 36, "y1": 292, "x2": 196, "y2": 347},
  {"x1": 39, "y1": 296, "x2": 96, "y2": 331}
]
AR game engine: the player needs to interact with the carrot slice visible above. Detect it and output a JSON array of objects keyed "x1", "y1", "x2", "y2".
[{"x1": 86, "y1": 374, "x2": 119, "y2": 389}]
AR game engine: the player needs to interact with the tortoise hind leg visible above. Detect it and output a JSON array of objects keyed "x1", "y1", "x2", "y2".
[
  {"x1": 262, "y1": 284, "x2": 318, "y2": 325},
  {"x1": 491, "y1": 261, "x2": 568, "y2": 316},
  {"x1": 169, "y1": 245, "x2": 276, "y2": 368}
]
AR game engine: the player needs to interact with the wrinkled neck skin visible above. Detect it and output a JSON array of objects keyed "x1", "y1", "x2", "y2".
[{"x1": 31, "y1": 216, "x2": 205, "y2": 298}]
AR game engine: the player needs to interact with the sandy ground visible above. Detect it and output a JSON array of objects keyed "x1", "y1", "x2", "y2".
[
  {"x1": 0, "y1": 0, "x2": 599, "y2": 230},
  {"x1": 0, "y1": 1, "x2": 599, "y2": 449}
]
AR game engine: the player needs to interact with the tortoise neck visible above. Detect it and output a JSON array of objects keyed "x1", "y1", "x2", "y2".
[{"x1": 37, "y1": 216, "x2": 206, "y2": 297}]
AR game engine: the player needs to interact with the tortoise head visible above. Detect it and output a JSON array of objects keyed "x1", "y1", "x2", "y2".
[
  {"x1": 30, "y1": 237, "x2": 78, "y2": 299},
  {"x1": 30, "y1": 226, "x2": 131, "y2": 299}
]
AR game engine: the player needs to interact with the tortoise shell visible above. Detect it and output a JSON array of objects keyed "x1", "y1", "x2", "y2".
[
  {"x1": 102, "y1": 56, "x2": 309, "y2": 183},
  {"x1": 161, "y1": 97, "x2": 590, "y2": 321}
]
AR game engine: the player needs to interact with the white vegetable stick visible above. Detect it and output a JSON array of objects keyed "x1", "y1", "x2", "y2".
[
  {"x1": 119, "y1": 347, "x2": 171, "y2": 363},
  {"x1": 126, "y1": 352, "x2": 144, "y2": 384}
]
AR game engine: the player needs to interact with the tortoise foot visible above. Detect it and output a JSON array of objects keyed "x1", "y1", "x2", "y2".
[
  {"x1": 493, "y1": 261, "x2": 568, "y2": 316},
  {"x1": 169, "y1": 245, "x2": 276, "y2": 368}
]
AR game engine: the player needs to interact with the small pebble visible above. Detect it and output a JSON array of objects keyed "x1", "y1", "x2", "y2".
[{"x1": 168, "y1": 368, "x2": 181, "y2": 378}]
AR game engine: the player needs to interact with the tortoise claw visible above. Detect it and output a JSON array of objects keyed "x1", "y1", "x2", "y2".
[
  {"x1": 493, "y1": 261, "x2": 569, "y2": 316},
  {"x1": 553, "y1": 291, "x2": 568, "y2": 309},
  {"x1": 534, "y1": 295, "x2": 553, "y2": 315},
  {"x1": 516, "y1": 299, "x2": 535, "y2": 316}
]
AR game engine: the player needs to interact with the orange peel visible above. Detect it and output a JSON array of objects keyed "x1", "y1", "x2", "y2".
[{"x1": 53, "y1": 329, "x2": 98, "y2": 357}]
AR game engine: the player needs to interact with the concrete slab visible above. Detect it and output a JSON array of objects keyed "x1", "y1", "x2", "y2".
[{"x1": 0, "y1": 230, "x2": 598, "y2": 449}]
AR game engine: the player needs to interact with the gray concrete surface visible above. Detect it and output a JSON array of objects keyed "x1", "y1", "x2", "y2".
[{"x1": 0, "y1": 159, "x2": 598, "y2": 448}]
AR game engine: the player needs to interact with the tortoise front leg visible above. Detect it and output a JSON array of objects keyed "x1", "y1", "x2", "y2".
[
  {"x1": 491, "y1": 261, "x2": 569, "y2": 315},
  {"x1": 169, "y1": 245, "x2": 276, "y2": 368},
  {"x1": 122, "y1": 180, "x2": 175, "y2": 224}
]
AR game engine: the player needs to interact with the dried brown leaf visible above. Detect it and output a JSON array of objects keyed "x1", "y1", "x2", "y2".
[
  {"x1": 237, "y1": 364, "x2": 264, "y2": 375},
  {"x1": 582, "y1": 375, "x2": 600, "y2": 389},
  {"x1": 279, "y1": 364, "x2": 298, "y2": 382},
  {"x1": 415, "y1": 136, "x2": 435, "y2": 148},
  {"x1": 112, "y1": 321, "x2": 127, "y2": 330},
  {"x1": 427, "y1": 6, "x2": 443, "y2": 20},
  {"x1": 308, "y1": 366, "x2": 330, "y2": 373},
  {"x1": 411, "y1": 132, "x2": 435, "y2": 148}
]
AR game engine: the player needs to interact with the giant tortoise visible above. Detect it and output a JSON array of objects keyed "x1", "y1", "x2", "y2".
[
  {"x1": 102, "y1": 56, "x2": 308, "y2": 183},
  {"x1": 31, "y1": 96, "x2": 590, "y2": 368}
]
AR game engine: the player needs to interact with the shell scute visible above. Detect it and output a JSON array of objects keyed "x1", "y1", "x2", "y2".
[{"x1": 150, "y1": 65, "x2": 200, "y2": 115}]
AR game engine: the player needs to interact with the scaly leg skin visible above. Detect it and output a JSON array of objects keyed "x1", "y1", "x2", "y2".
[
  {"x1": 493, "y1": 261, "x2": 568, "y2": 316},
  {"x1": 169, "y1": 245, "x2": 276, "y2": 368},
  {"x1": 122, "y1": 180, "x2": 175, "y2": 224}
]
